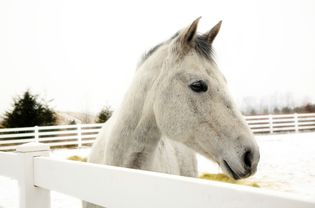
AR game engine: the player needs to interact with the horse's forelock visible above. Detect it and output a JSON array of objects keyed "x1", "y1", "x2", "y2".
[
  {"x1": 194, "y1": 35, "x2": 215, "y2": 62},
  {"x1": 139, "y1": 32, "x2": 215, "y2": 67}
]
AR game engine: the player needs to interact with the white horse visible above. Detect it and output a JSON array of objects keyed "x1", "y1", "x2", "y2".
[{"x1": 84, "y1": 18, "x2": 260, "y2": 208}]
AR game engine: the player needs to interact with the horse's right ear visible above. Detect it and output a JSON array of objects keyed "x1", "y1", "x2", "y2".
[{"x1": 178, "y1": 17, "x2": 201, "y2": 47}]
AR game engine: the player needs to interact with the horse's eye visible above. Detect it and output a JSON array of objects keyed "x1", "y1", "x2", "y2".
[{"x1": 189, "y1": 80, "x2": 208, "y2": 93}]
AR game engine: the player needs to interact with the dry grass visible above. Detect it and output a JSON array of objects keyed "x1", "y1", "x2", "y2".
[
  {"x1": 199, "y1": 173, "x2": 260, "y2": 188},
  {"x1": 67, "y1": 155, "x2": 87, "y2": 162}
]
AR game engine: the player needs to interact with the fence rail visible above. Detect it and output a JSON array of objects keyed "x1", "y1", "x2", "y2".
[
  {"x1": 0, "y1": 113, "x2": 315, "y2": 151},
  {"x1": 0, "y1": 143, "x2": 314, "y2": 208}
]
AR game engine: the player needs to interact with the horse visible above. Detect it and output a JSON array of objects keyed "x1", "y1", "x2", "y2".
[{"x1": 84, "y1": 17, "x2": 260, "y2": 208}]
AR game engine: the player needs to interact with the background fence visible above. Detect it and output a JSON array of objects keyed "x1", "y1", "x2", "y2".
[
  {"x1": 0, "y1": 123, "x2": 103, "y2": 151},
  {"x1": 0, "y1": 113, "x2": 315, "y2": 151},
  {"x1": 246, "y1": 113, "x2": 315, "y2": 134}
]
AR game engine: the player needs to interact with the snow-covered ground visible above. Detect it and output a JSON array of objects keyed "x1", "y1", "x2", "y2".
[{"x1": 1, "y1": 133, "x2": 315, "y2": 207}]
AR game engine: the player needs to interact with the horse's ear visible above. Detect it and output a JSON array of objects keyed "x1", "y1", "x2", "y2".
[
  {"x1": 179, "y1": 17, "x2": 201, "y2": 46},
  {"x1": 205, "y1": 20, "x2": 222, "y2": 44}
]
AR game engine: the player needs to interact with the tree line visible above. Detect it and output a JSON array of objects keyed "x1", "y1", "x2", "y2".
[
  {"x1": 244, "y1": 103, "x2": 315, "y2": 116},
  {"x1": 0, "y1": 90, "x2": 112, "y2": 128}
]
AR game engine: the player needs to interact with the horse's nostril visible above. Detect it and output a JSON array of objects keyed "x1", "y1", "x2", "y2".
[{"x1": 243, "y1": 150, "x2": 253, "y2": 169}]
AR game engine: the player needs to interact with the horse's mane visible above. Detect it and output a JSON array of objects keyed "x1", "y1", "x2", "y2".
[{"x1": 139, "y1": 32, "x2": 215, "y2": 67}]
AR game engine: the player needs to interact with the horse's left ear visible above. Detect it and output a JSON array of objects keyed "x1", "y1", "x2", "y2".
[
  {"x1": 206, "y1": 20, "x2": 222, "y2": 44},
  {"x1": 179, "y1": 17, "x2": 201, "y2": 47}
]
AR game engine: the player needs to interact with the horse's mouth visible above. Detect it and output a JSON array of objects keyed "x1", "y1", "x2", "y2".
[{"x1": 223, "y1": 160, "x2": 241, "y2": 180}]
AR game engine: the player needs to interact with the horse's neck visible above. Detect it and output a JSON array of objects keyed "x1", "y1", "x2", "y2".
[{"x1": 106, "y1": 48, "x2": 167, "y2": 169}]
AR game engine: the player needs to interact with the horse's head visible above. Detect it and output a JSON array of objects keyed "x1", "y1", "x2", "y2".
[{"x1": 153, "y1": 18, "x2": 259, "y2": 179}]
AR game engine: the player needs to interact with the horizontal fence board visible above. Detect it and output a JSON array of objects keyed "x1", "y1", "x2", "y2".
[
  {"x1": 38, "y1": 130, "x2": 78, "y2": 136},
  {"x1": 272, "y1": 123, "x2": 295, "y2": 127},
  {"x1": 0, "y1": 132, "x2": 35, "y2": 139},
  {"x1": 81, "y1": 123, "x2": 103, "y2": 128},
  {"x1": 81, "y1": 129, "x2": 101, "y2": 133},
  {"x1": 38, "y1": 125, "x2": 77, "y2": 130},
  {"x1": 0, "y1": 138, "x2": 35, "y2": 145},
  {"x1": 34, "y1": 157, "x2": 315, "y2": 208},
  {"x1": 298, "y1": 121, "x2": 315, "y2": 125},
  {"x1": 247, "y1": 122, "x2": 269, "y2": 125},
  {"x1": 248, "y1": 124, "x2": 270, "y2": 128},
  {"x1": 272, "y1": 118, "x2": 295, "y2": 122},
  {"x1": 0, "y1": 127, "x2": 34, "y2": 133},
  {"x1": 246, "y1": 121, "x2": 269, "y2": 124},
  {"x1": 251, "y1": 130, "x2": 270, "y2": 133},
  {"x1": 273, "y1": 127, "x2": 295, "y2": 131},
  {"x1": 0, "y1": 152, "x2": 20, "y2": 178},
  {"x1": 245, "y1": 115, "x2": 270, "y2": 119},
  {"x1": 251, "y1": 128, "x2": 270, "y2": 131},
  {"x1": 298, "y1": 118, "x2": 315, "y2": 122},
  {"x1": 38, "y1": 136, "x2": 78, "y2": 142},
  {"x1": 297, "y1": 126, "x2": 315, "y2": 130}
]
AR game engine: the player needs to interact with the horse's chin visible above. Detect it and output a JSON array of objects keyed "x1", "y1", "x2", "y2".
[
  {"x1": 222, "y1": 160, "x2": 242, "y2": 180},
  {"x1": 219, "y1": 160, "x2": 253, "y2": 180}
]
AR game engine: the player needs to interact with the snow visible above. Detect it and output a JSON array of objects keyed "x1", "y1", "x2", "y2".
[{"x1": 1, "y1": 133, "x2": 315, "y2": 207}]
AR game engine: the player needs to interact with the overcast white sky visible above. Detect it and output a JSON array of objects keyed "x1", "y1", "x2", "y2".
[{"x1": 0, "y1": 0, "x2": 314, "y2": 114}]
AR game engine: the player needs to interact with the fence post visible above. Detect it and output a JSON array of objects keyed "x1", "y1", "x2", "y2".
[
  {"x1": 34, "y1": 126, "x2": 39, "y2": 142},
  {"x1": 77, "y1": 124, "x2": 82, "y2": 148},
  {"x1": 294, "y1": 113, "x2": 299, "y2": 133},
  {"x1": 16, "y1": 142, "x2": 51, "y2": 208},
  {"x1": 268, "y1": 114, "x2": 273, "y2": 134}
]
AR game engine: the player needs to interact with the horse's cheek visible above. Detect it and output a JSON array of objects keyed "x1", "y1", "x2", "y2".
[{"x1": 153, "y1": 98, "x2": 185, "y2": 140}]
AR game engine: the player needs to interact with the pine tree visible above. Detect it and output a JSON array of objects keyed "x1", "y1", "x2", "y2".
[
  {"x1": 273, "y1": 107, "x2": 281, "y2": 114},
  {"x1": 96, "y1": 106, "x2": 112, "y2": 123},
  {"x1": 249, "y1": 109, "x2": 257, "y2": 116},
  {"x1": 281, "y1": 106, "x2": 293, "y2": 114},
  {"x1": 2, "y1": 90, "x2": 57, "y2": 128}
]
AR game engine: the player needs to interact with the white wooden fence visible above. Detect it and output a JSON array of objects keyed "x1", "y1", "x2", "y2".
[
  {"x1": 0, "y1": 113, "x2": 315, "y2": 151},
  {"x1": 0, "y1": 123, "x2": 103, "y2": 151},
  {"x1": 0, "y1": 142, "x2": 314, "y2": 208},
  {"x1": 246, "y1": 113, "x2": 315, "y2": 134}
]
